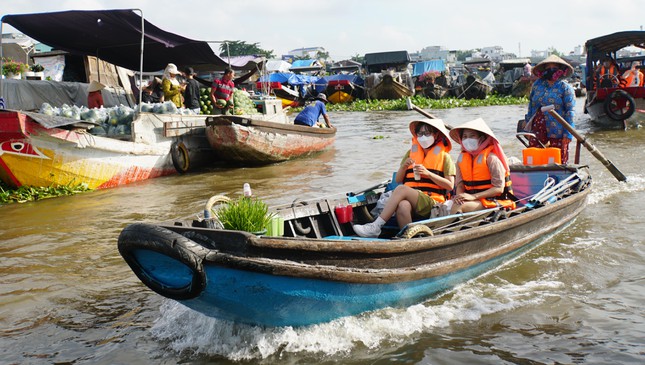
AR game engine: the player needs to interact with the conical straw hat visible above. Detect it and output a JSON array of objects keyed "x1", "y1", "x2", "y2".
[
  {"x1": 409, "y1": 118, "x2": 452, "y2": 150},
  {"x1": 449, "y1": 118, "x2": 498, "y2": 145},
  {"x1": 532, "y1": 54, "x2": 573, "y2": 78},
  {"x1": 88, "y1": 80, "x2": 106, "y2": 92}
]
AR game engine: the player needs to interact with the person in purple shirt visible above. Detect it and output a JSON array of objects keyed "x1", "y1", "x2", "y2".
[{"x1": 294, "y1": 93, "x2": 333, "y2": 127}]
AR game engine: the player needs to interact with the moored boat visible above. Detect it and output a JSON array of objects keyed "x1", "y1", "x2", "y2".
[
  {"x1": 118, "y1": 161, "x2": 591, "y2": 327},
  {"x1": 319, "y1": 74, "x2": 365, "y2": 104},
  {"x1": 364, "y1": 51, "x2": 415, "y2": 100},
  {"x1": 0, "y1": 108, "x2": 215, "y2": 189},
  {"x1": 204, "y1": 99, "x2": 336, "y2": 164},
  {"x1": 0, "y1": 9, "x2": 265, "y2": 189},
  {"x1": 583, "y1": 31, "x2": 645, "y2": 128}
]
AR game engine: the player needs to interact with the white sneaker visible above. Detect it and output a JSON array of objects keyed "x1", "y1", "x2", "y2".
[{"x1": 353, "y1": 222, "x2": 381, "y2": 238}]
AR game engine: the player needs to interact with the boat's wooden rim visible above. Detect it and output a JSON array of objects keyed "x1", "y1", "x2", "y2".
[{"x1": 206, "y1": 115, "x2": 337, "y2": 135}]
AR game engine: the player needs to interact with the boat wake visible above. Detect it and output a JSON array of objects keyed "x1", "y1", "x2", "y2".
[
  {"x1": 587, "y1": 173, "x2": 645, "y2": 205},
  {"x1": 150, "y1": 277, "x2": 564, "y2": 361}
]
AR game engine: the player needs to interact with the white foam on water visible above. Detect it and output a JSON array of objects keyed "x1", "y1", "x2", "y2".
[
  {"x1": 150, "y1": 276, "x2": 566, "y2": 361},
  {"x1": 587, "y1": 174, "x2": 645, "y2": 205}
]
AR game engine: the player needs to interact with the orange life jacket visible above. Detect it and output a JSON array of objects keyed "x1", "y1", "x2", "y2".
[
  {"x1": 596, "y1": 64, "x2": 619, "y2": 87},
  {"x1": 622, "y1": 69, "x2": 644, "y2": 87},
  {"x1": 403, "y1": 140, "x2": 450, "y2": 203},
  {"x1": 457, "y1": 145, "x2": 516, "y2": 210}
]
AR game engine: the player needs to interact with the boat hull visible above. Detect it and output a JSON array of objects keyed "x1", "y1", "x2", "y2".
[
  {"x1": 0, "y1": 110, "x2": 212, "y2": 189},
  {"x1": 585, "y1": 87, "x2": 645, "y2": 128},
  {"x1": 119, "y1": 165, "x2": 591, "y2": 327},
  {"x1": 204, "y1": 115, "x2": 336, "y2": 164},
  {"x1": 325, "y1": 80, "x2": 364, "y2": 104}
]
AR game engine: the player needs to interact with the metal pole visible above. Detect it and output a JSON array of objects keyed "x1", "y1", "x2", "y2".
[
  {"x1": 134, "y1": 9, "x2": 144, "y2": 113},
  {"x1": 0, "y1": 20, "x2": 4, "y2": 106}
]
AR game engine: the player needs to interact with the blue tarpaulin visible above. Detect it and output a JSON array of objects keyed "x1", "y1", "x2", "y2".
[
  {"x1": 291, "y1": 59, "x2": 317, "y2": 68},
  {"x1": 412, "y1": 60, "x2": 445, "y2": 77},
  {"x1": 258, "y1": 72, "x2": 318, "y2": 86}
]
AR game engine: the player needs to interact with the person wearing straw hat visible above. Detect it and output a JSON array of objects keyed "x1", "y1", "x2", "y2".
[
  {"x1": 161, "y1": 63, "x2": 186, "y2": 108},
  {"x1": 449, "y1": 118, "x2": 516, "y2": 215},
  {"x1": 87, "y1": 80, "x2": 106, "y2": 109},
  {"x1": 353, "y1": 118, "x2": 455, "y2": 238},
  {"x1": 524, "y1": 54, "x2": 575, "y2": 163},
  {"x1": 294, "y1": 93, "x2": 333, "y2": 128}
]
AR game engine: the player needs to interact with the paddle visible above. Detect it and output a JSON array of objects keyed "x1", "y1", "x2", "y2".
[
  {"x1": 406, "y1": 98, "x2": 453, "y2": 129},
  {"x1": 543, "y1": 105, "x2": 627, "y2": 182}
]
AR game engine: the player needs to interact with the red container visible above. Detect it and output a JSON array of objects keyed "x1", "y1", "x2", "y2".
[{"x1": 335, "y1": 205, "x2": 353, "y2": 224}]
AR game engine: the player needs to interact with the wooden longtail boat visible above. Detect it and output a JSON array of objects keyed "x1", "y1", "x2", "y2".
[
  {"x1": 0, "y1": 109, "x2": 213, "y2": 189},
  {"x1": 118, "y1": 163, "x2": 591, "y2": 327},
  {"x1": 204, "y1": 113, "x2": 336, "y2": 164}
]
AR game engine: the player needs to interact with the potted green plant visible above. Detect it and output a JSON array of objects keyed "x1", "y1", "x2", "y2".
[
  {"x1": 29, "y1": 63, "x2": 45, "y2": 79},
  {"x1": 216, "y1": 196, "x2": 274, "y2": 234},
  {"x1": 2, "y1": 59, "x2": 28, "y2": 79}
]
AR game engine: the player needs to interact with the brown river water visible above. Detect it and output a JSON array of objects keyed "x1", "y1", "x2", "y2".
[{"x1": 1, "y1": 101, "x2": 645, "y2": 364}]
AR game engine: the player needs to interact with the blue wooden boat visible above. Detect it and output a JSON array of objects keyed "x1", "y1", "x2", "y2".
[{"x1": 118, "y1": 164, "x2": 591, "y2": 327}]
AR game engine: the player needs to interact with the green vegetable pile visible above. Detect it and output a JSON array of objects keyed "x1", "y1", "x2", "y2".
[
  {"x1": 232, "y1": 89, "x2": 260, "y2": 115},
  {"x1": 0, "y1": 181, "x2": 91, "y2": 204}
]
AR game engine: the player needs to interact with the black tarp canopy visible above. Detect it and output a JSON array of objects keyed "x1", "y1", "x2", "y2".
[
  {"x1": 363, "y1": 51, "x2": 410, "y2": 73},
  {"x1": 584, "y1": 31, "x2": 645, "y2": 61},
  {"x1": 1, "y1": 9, "x2": 261, "y2": 72}
]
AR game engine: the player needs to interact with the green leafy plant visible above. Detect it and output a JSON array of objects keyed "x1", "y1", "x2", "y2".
[
  {"x1": 0, "y1": 181, "x2": 91, "y2": 204},
  {"x1": 216, "y1": 196, "x2": 273, "y2": 233},
  {"x1": 2, "y1": 58, "x2": 28, "y2": 76},
  {"x1": 30, "y1": 64, "x2": 45, "y2": 72},
  {"x1": 292, "y1": 94, "x2": 528, "y2": 113}
]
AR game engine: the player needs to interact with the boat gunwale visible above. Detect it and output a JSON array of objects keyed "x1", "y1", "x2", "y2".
[
  {"x1": 187, "y1": 189, "x2": 589, "y2": 284},
  {"x1": 206, "y1": 115, "x2": 337, "y2": 136}
]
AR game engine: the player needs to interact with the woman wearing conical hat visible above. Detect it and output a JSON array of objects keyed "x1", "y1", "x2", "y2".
[
  {"x1": 87, "y1": 80, "x2": 105, "y2": 109},
  {"x1": 449, "y1": 118, "x2": 516, "y2": 215},
  {"x1": 524, "y1": 54, "x2": 575, "y2": 163},
  {"x1": 353, "y1": 118, "x2": 455, "y2": 238}
]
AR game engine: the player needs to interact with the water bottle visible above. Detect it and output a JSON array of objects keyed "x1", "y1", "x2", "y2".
[
  {"x1": 413, "y1": 163, "x2": 421, "y2": 181},
  {"x1": 243, "y1": 183, "x2": 252, "y2": 197}
]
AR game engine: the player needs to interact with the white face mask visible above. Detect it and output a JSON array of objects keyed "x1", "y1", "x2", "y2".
[
  {"x1": 462, "y1": 138, "x2": 480, "y2": 152},
  {"x1": 417, "y1": 135, "x2": 435, "y2": 149}
]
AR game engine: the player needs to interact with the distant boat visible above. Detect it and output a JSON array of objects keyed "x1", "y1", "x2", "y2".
[
  {"x1": 412, "y1": 60, "x2": 449, "y2": 99},
  {"x1": 583, "y1": 31, "x2": 645, "y2": 128},
  {"x1": 256, "y1": 72, "x2": 318, "y2": 108},
  {"x1": 204, "y1": 100, "x2": 336, "y2": 164},
  {"x1": 364, "y1": 51, "x2": 415, "y2": 100},
  {"x1": 317, "y1": 74, "x2": 365, "y2": 104},
  {"x1": 450, "y1": 59, "x2": 495, "y2": 99},
  {"x1": 494, "y1": 58, "x2": 532, "y2": 97}
]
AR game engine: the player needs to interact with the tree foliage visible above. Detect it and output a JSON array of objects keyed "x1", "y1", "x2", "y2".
[
  {"x1": 456, "y1": 50, "x2": 475, "y2": 62},
  {"x1": 351, "y1": 54, "x2": 364, "y2": 64},
  {"x1": 219, "y1": 41, "x2": 275, "y2": 59}
]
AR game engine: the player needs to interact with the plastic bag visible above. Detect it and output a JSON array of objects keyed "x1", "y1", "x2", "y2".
[
  {"x1": 370, "y1": 191, "x2": 392, "y2": 218},
  {"x1": 430, "y1": 200, "x2": 453, "y2": 218}
]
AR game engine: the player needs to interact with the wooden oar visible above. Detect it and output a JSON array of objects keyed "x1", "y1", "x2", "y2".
[
  {"x1": 543, "y1": 105, "x2": 627, "y2": 182},
  {"x1": 406, "y1": 98, "x2": 453, "y2": 129}
]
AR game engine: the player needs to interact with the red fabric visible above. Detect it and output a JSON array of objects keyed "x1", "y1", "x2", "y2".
[
  {"x1": 527, "y1": 110, "x2": 569, "y2": 163},
  {"x1": 88, "y1": 91, "x2": 104, "y2": 109}
]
